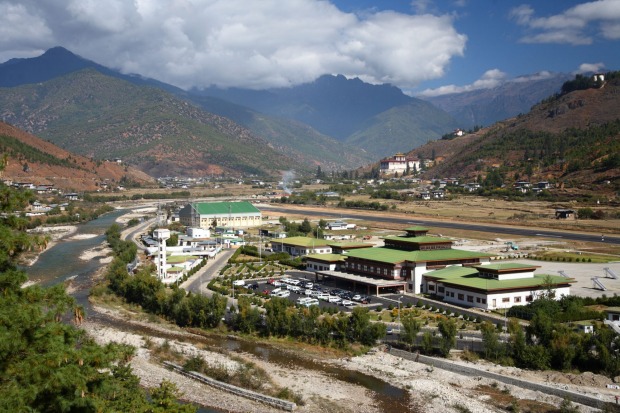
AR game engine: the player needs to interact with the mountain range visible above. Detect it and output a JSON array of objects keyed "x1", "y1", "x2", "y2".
[{"x1": 0, "y1": 47, "x2": 578, "y2": 178}]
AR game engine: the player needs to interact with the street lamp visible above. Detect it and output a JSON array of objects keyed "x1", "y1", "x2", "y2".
[{"x1": 397, "y1": 296, "x2": 402, "y2": 333}]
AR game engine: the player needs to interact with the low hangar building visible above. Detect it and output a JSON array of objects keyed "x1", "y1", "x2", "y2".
[{"x1": 178, "y1": 201, "x2": 261, "y2": 229}]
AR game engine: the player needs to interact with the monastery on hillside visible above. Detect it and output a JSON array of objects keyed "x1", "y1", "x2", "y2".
[{"x1": 379, "y1": 153, "x2": 420, "y2": 175}]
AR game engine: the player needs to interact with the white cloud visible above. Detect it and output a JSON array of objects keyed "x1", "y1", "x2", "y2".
[
  {"x1": 511, "y1": 0, "x2": 620, "y2": 45},
  {"x1": 417, "y1": 68, "x2": 507, "y2": 97},
  {"x1": 574, "y1": 62, "x2": 606, "y2": 74},
  {"x1": 0, "y1": 0, "x2": 467, "y2": 90}
]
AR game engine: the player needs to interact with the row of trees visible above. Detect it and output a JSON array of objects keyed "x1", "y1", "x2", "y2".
[{"x1": 104, "y1": 223, "x2": 385, "y2": 349}]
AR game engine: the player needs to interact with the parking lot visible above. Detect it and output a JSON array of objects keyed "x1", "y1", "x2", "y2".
[{"x1": 238, "y1": 271, "x2": 379, "y2": 312}]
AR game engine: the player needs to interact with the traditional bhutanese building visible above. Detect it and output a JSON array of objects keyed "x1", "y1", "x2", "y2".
[
  {"x1": 379, "y1": 153, "x2": 420, "y2": 175},
  {"x1": 422, "y1": 263, "x2": 573, "y2": 310},
  {"x1": 178, "y1": 201, "x2": 261, "y2": 229}
]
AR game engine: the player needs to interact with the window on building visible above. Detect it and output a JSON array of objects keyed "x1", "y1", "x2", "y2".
[
  {"x1": 428, "y1": 284, "x2": 435, "y2": 291},
  {"x1": 457, "y1": 293, "x2": 464, "y2": 300},
  {"x1": 476, "y1": 297, "x2": 481, "y2": 303},
  {"x1": 438, "y1": 286, "x2": 444, "y2": 293},
  {"x1": 514, "y1": 296, "x2": 522, "y2": 303},
  {"x1": 467, "y1": 295, "x2": 474, "y2": 303},
  {"x1": 526, "y1": 295, "x2": 533, "y2": 302},
  {"x1": 482, "y1": 299, "x2": 486, "y2": 304},
  {"x1": 502, "y1": 297, "x2": 510, "y2": 303}
]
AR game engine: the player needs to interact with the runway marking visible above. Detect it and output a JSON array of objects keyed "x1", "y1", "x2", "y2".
[{"x1": 535, "y1": 234, "x2": 563, "y2": 238}]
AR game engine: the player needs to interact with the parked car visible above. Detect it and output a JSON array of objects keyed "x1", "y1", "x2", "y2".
[
  {"x1": 304, "y1": 282, "x2": 314, "y2": 289},
  {"x1": 270, "y1": 288, "x2": 282, "y2": 296},
  {"x1": 318, "y1": 293, "x2": 330, "y2": 301},
  {"x1": 248, "y1": 283, "x2": 259, "y2": 290},
  {"x1": 303, "y1": 298, "x2": 320, "y2": 307},
  {"x1": 328, "y1": 296, "x2": 342, "y2": 304},
  {"x1": 276, "y1": 290, "x2": 290, "y2": 298},
  {"x1": 304, "y1": 289, "x2": 314, "y2": 296},
  {"x1": 341, "y1": 299, "x2": 354, "y2": 307},
  {"x1": 272, "y1": 280, "x2": 285, "y2": 287},
  {"x1": 232, "y1": 280, "x2": 245, "y2": 286},
  {"x1": 352, "y1": 294, "x2": 362, "y2": 302}
]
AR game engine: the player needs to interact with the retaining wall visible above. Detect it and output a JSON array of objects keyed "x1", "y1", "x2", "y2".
[
  {"x1": 389, "y1": 348, "x2": 614, "y2": 409},
  {"x1": 163, "y1": 361, "x2": 296, "y2": 411}
]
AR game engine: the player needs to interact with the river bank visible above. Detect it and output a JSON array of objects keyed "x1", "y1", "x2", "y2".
[{"x1": 79, "y1": 300, "x2": 613, "y2": 413}]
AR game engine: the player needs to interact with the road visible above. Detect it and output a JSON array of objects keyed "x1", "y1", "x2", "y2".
[{"x1": 259, "y1": 205, "x2": 620, "y2": 245}]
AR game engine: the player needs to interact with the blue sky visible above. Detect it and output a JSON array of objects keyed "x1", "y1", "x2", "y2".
[{"x1": 0, "y1": 0, "x2": 618, "y2": 96}]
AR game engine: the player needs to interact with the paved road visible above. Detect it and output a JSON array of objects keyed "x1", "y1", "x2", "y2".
[
  {"x1": 182, "y1": 249, "x2": 235, "y2": 296},
  {"x1": 259, "y1": 205, "x2": 620, "y2": 245}
]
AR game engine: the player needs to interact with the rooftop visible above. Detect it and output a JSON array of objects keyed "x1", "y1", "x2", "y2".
[
  {"x1": 345, "y1": 247, "x2": 493, "y2": 264},
  {"x1": 384, "y1": 235, "x2": 453, "y2": 244},
  {"x1": 194, "y1": 201, "x2": 260, "y2": 215},
  {"x1": 441, "y1": 274, "x2": 574, "y2": 292},
  {"x1": 306, "y1": 253, "x2": 347, "y2": 262},
  {"x1": 271, "y1": 236, "x2": 329, "y2": 248}
]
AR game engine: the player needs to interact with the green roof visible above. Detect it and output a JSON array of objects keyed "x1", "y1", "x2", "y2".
[
  {"x1": 477, "y1": 263, "x2": 538, "y2": 271},
  {"x1": 384, "y1": 235, "x2": 452, "y2": 244},
  {"x1": 344, "y1": 246, "x2": 493, "y2": 264},
  {"x1": 425, "y1": 266, "x2": 479, "y2": 280},
  {"x1": 404, "y1": 226, "x2": 429, "y2": 232},
  {"x1": 272, "y1": 236, "x2": 329, "y2": 248},
  {"x1": 166, "y1": 255, "x2": 198, "y2": 264},
  {"x1": 306, "y1": 253, "x2": 347, "y2": 262},
  {"x1": 441, "y1": 274, "x2": 573, "y2": 292},
  {"x1": 194, "y1": 201, "x2": 260, "y2": 215},
  {"x1": 327, "y1": 241, "x2": 373, "y2": 249}
]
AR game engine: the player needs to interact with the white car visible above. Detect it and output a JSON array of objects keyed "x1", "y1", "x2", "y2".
[
  {"x1": 288, "y1": 279, "x2": 301, "y2": 286},
  {"x1": 287, "y1": 285, "x2": 301, "y2": 293},
  {"x1": 328, "y1": 296, "x2": 342, "y2": 303},
  {"x1": 304, "y1": 289, "x2": 314, "y2": 296},
  {"x1": 304, "y1": 282, "x2": 314, "y2": 289},
  {"x1": 303, "y1": 298, "x2": 320, "y2": 307},
  {"x1": 341, "y1": 299, "x2": 354, "y2": 307},
  {"x1": 276, "y1": 290, "x2": 290, "y2": 298},
  {"x1": 318, "y1": 293, "x2": 330, "y2": 301},
  {"x1": 310, "y1": 291, "x2": 321, "y2": 298},
  {"x1": 272, "y1": 280, "x2": 285, "y2": 287},
  {"x1": 352, "y1": 294, "x2": 362, "y2": 302},
  {"x1": 270, "y1": 288, "x2": 282, "y2": 295},
  {"x1": 232, "y1": 280, "x2": 245, "y2": 286},
  {"x1": 281, "y1": 278, "x2": 293, "y2": 284},
  {"x1": 297, "y1": 297, "x2": 312, "y2": 305}
]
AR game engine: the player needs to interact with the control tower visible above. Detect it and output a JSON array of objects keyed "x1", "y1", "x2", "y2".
[{"x1": 154, "y1": 228, "x2": 170, "y2": 280}]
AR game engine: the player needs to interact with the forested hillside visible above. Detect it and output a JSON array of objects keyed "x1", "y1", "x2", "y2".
[
  {"x1": 0, "y1": 169, "x2": 194, "y2": 411},
  {"x1": 0, "y1": 122, "x2": 154, "y2": 191}
]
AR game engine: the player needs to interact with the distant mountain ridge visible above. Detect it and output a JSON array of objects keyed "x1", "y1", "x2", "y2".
[
  {"x1": 198, "y1": 74, "x2": 458, "y2": 157},
  {"x1": 423, "y1": 73, "x2": 572, "y2": 129},
  {"x1": 0, "y1": 47, "x2": 374, "y2": 171},
  {"x1": 0, "y1": 69, "x2": 299, "y2": 177}
]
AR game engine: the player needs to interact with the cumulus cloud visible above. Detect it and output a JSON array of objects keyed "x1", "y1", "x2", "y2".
[
  {"x1": 0, "y1": 0, "x2": 467, "y2": 90},
  {"x1": 574, "y1": 62, "x2": 606, "y2": 74},
  {"x1": 417, "y1": 68, "x2": 508, "y2": 97},
  {"x1": 510, "y1": 0, "x2": 620, "y2": 45}
]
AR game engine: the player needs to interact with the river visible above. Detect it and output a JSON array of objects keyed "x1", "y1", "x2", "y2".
[{"x1": 24, "y1": 210, "x2": 412, "y2": 413}]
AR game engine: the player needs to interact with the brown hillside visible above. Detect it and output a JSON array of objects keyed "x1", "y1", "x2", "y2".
[
  {"x1": 0, "y1": 122, "x2": 155, "y2": 191},
  {"x1": 410, "y1": 77, "x2": 620, "y2": 195}
]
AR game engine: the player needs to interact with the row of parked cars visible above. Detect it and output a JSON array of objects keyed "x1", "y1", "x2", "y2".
[{"x1": 267, "y1": 277, "x2": 372, "y2": 307}]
